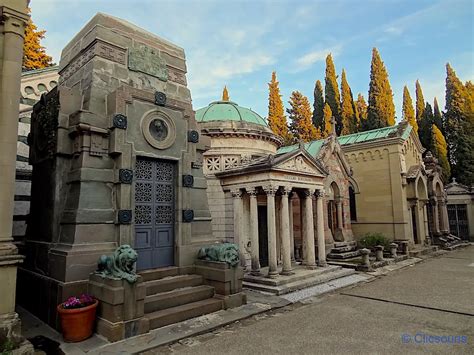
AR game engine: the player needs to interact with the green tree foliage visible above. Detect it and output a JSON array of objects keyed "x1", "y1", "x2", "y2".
[
  {"x1": 415, "y1": 80, "x2": 425, "y2": 124},
  {"x1": 340, "y1": 69, "x2": 358, "y2": 135},
  {"x1": 288, "y1": 91, "x2": 320, "y2": 142},
  {"x1": 23, "y1": 8, "x2": 53, "y2": 71},
  {"x1": 312, "y1": 80, "x2": 324, "y2": 132},
  {"x1": 445, "y1": 63, "x2": 469, "y2": 180},
  {"x1": 433, "y1": 97, "x2": 443, "y2": 133},
  {"x1": 366, "y1": 48, "x2": 395, "y2": 130},
  {"x1": 402, "y1": 86, "x2": 417, "y2": 133},
  {"x1": 356, "y1": 93, "x2": 368, "y2": 131},
  {"x1": 267, "y1": 72, "x2": 293, "y2": 145},
  {"x1": 322, "y1": 103, "x2": 333, "y2": 138},
  {"x1": 325, "y1": 54, "x2": 341, "y2": 134},
  {"x1": 418, "y1": 103, "x2": 434, "y2": 151},
  {"x1": 431, "y1": 124, "x2": 451, "y2": 180}
]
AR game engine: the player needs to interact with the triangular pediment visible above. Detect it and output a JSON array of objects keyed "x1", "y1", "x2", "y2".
[{"x1": 274, "y1": 151, "x2": 326, "y2": 176}]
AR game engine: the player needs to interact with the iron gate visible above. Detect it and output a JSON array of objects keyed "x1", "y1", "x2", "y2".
[{"x1": 447, "y1": 204, "x2": 469, "y2": 240}]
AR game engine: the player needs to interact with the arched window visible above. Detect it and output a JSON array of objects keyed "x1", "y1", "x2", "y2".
[
  {"x1": 37, "y1": 83, "x2": 47, "y2": 92},
  {"x1": 349, "y1": 186, "x2": 357, "y2": 221}
]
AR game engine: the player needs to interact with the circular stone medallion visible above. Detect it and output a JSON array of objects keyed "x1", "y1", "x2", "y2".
[{"x1": 142, "y1": 110, "x2": 176, "y2": 150}]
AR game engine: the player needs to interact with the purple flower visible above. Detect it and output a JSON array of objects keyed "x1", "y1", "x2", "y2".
[{"x1": 62, "y1": 294, "x2": 96, "y2": 309}]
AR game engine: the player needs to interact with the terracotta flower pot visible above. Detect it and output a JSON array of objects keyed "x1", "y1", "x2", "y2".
[{"x1": 57, "y1": 300, "x2": 98, "y2": 342}]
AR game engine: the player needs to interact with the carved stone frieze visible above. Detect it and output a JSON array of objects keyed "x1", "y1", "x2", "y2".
[{"x1": 128, "y1": 44, "x2": 168, "y2": 81}]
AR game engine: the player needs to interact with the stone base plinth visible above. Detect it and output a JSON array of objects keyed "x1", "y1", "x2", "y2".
[
  {"x1": 194, "y1": 260, "x2": 246, "y2": 308},
  {"x1": 88, "y1": 274, "x2": 149, "y2": 342}
]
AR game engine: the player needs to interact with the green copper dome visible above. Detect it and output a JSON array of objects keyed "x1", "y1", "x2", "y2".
[{"x1": 195, "y1": 100, "x2": 268, "y2": 127}]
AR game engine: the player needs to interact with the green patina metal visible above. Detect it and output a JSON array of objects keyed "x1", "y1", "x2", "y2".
[
  {"x1": 96, "y1": 245, "x2": 139, "y2": 283},
  {"x1": 197, "y1": 243, "x2": 240, "y2": 267},
  {"x1": 337, "y1": 124, "x2": 412, "y2": 146},
  {"x1": 195, "y1": 101, "x2": 268, "y2": 127},
  {"x1": 277, "y1": 139, "x2": 325, "y2": 156},
  {"x1": 128, "y1": 45, "x2": 168, "y2": 81}
]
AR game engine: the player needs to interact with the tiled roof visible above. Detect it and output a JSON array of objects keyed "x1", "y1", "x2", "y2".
[
  {"x1": 337, "y1": 122, "x2": 412, "y2": 146},
  {"x1": 277, "y1": 139, "x2": 325, "y2": 156}
]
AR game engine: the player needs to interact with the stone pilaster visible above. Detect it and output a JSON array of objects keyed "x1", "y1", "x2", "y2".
[
  {"x1": 439, "y1": 199, "x2": 449, "y2": 234},
  {"x1": 431, "y1": 197, "x2": 440, "y2": 234},
  {"x1": 315, "y1": 190, "x2": 327, "y2": 267},
  {"x1": 303, "y1": 189, "x2": 316, "y2": 269},
  {"x1": 279, "y1": 187, "x2": 293, "y2": 275},
  {"x1": 0, "y1": 1, "x2": 33, "y2": 353},
  {"x1": 231, "y1": 189, "x2": 245, "y2": 268},
  {"x1": 263, "y1": 186, "x2": 278, "y2": 278},
  {"x1": 336, "y1": 200, "x2": 343, "y2": 230},
  {"x1": 289, "y1": 192, "x2": 295, "y2": 264},
  {"x1": 247, "y1": 188, "x2": 261, "y2": 276}
]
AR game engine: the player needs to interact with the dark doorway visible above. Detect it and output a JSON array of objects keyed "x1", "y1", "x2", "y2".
[
  {"x1": 258, "y1": 205, "x2": 268, "y2": 267},
  {"x1": 411, "y1": 207, "x2": 419, "y2": 244},
  {"x1": 134, "y1": 158, "x2": 175, "y2": 270},
  {"x1": 448, "y1": 204, "x2": 469, "y2": 240}
]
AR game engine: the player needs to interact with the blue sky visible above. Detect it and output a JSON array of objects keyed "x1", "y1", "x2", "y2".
[{"x1": 31, "y1": 0, "x2": 473, "y2": 121}]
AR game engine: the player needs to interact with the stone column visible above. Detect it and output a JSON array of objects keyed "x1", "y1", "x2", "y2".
[
  {"x1": 0, "y1": 1, "x2": 32, "y2": 352},
  {"x1": 336, "y1": 200, "x2": 344, "y2": 230},
  {"x1": 431, "y1": 197, "x2": 440, "y2": 234},
  {"x1": 231, "y1": 189, "x2": 245, "y2": 268},
  {"x1": 289, "y1": 192, "x2": 295, "y2": 264},
  {"x1": 264, "y1": 186, "x2": 278, "y2": 278},
  {"x1": 303, "y1": 189, "x2": 317, "y2": 269},
  {"x1": 280, "y1": 187, "x2": 293, "y2": 275},
  {"x1": 247, "y1": 188, "x2": 261, "y2": 276},
  {"x1": 315, "y1": 190, "x2": 327, "y2": 267},
  {"x1": 439, "y1": 199, "x2": 449, "y2": 234}
]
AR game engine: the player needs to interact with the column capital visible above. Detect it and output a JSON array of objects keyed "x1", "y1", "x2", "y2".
[
  {"x1": 231, "y1": 189, "x2": 243, "y2": 198},
  {"x1": 246, "y1": 187, "x2": 258, "y2": 197},
  {"x1": 302, "y1": 189, "x2": 315, "y2": 198},
  {"x1": 279, "y1": 186, "x2": 292, "y2": 196},
  {"x1": 315, "y1": 189, "x2": 325, "y2": 199},
  {"x1": 263, "y1": 185, "x2": 278, "y2": 196}
]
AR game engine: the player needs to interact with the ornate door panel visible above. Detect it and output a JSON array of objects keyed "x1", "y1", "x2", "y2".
[
  {"x1": 134, "y1": 158, "x2": 175, "y2": 270},
  {"x1": 448, "y1": 204, "x2": 469, "y2": 240}
]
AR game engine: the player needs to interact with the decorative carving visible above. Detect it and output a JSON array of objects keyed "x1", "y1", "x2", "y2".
[
  {"x1": 206, "y1": 156, "x2": 221, "y2": 172},
  {"x1": 188, "y1": 130, "x2": 199, "y2": 143},
  {"x1": 113, "y1": 114, "x2": 127, "y2": 129},
  {"x1": 262, "y1": 186, "x2": 278, "y2": 195},
  {"x1": 96, "y1": 245, "x2": 138, "y2": 283},
  {"x1": 156, "y1": 161, "x2": 174, "y2": 181},
  {"x1": 302, "y1": 189, "x2": 314, "y2": 198},
  {"x1": 128, "y1": 45, "x2": 168, "y2": 81},
  {"x1": 142, "y1": 111, "x2": 176, "y2": 150},
  {"x1": 149, "y1": 118, "x2": 168, "y2": 141},
  {"x1": 118, "y1": 209, "x2": 132, "y2": 224},
  {"x1": 119, "y1": 169, "x2": 133, "y2": 184},
  {"x1": 279, "y1": 156, "x2": 316, "y2": 173},
  {"x1": 192, "y1": 161, "x2": 203, "y2": 169},
  {"x1": 182, "y1": 209, "x2": 194, "y2": 223},
  {"x1": 135, "y1": 159, "x2": 153, "y2": 180},
  {"x1": 246, "y1": 188, "x2": 258, "y2": 197},
  {"x1": 154, "y1": 91, "x2": 167, "y2": 106},
  {"x1": 155, "y1": 184, "x2": 173, "y2": 202},
  {"x1": 197, "y1": 243, "x2": 240, "y2": 267},
  {"x1": 182, "y1": 174, "x2": 194, "y2": 187},
  {"x1": 224, "y1": 156, "x2": 240, "y2": 170},
  {"x1": 231, "y1": 189, "x2": 243, "y2": 198},
  {"x1": 135, "y1": 205, "x2": 152, "y2": 224},
  {"x1": 135, "y1": 182, "x2": 152, "y2": 202},
  {"x1": 315, "y1": 189, "x2": 325, "y2": 198},
  {"x1": 156, "y1": 205, "x2": 173, "y2": 224}
]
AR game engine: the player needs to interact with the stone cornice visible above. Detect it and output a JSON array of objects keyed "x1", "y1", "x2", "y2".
[{"x1": 200, "y1": 127, "x2": 283, "y2": 147}]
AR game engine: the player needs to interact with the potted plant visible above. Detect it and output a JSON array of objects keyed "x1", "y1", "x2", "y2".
[{"x1": 57, "y1": 294, "x2": 98, "y2": 342}]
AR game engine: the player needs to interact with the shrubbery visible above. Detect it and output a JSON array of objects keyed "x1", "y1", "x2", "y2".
[{"x1": 357, "y1": 233, "x2": 390, "y2": 250}]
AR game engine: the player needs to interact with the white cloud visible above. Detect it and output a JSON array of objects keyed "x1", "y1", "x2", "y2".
[{"x1": 294, "y1": 45, "x2": 342, "y2": 70}]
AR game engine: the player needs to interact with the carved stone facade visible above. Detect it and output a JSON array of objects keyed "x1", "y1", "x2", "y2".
[{"x1": 19, "y1": 13, "x2": 215, "y2": 330}]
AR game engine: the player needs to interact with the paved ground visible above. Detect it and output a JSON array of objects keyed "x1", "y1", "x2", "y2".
[{"x1": 151, "y1": 246, "x2": 474, "y2": 355}]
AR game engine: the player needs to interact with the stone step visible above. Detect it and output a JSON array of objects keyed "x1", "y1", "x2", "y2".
[
  {"x1": 327, "y1": 250, "x2": 361, "y2": 259},
  {"x1": 139, "y1": 266, "x2": 179, "y2": 282},
  {"x1": 243, "y1": 268, "x2": 355, "y2": 296},
  {"x1": 330, "y1": 245, "x2": 357, "y2": 253},
  {"x1": 244, "y1": 265, "x2": 341, "y2": 287},
  {"x1": 145, "y1": 285, "x2": 215, "y2": 314},
  {"x1": 334, "y1": 241, "x2": 357, "y2": 248},
  {"x1": 145, "y1": 274, "x2": 203, "y2": 296},
  {"x1": 146, "y1": 298, "x2": 224, "y2": 330}
]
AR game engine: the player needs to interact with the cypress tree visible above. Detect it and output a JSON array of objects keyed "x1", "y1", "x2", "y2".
[
  {"x1": 356, "y1": 93, "x2": 368, "y2": 131},
  {"x1": 222, "y1": 85, "x2": 229, "y2": 101},
  {"x1": 325, "y1": 54, "x2": 341, "y2": 134},
  {"x1": 267, "y1": 72, "x2": 292, "y2": 145},
  {"x1": 402, "y1": 86, "x2": 417, "y2": 133},
  {"x1": 340, "y1": 69, "x2": 357, "y2": 135},
  {"x1": 322, "y1": 103, "x2": 333, "y2": 138},
  {"x1": 367, "y1": 48, "x2": 395, "y2": 129},
  {"x1": 445, "y1": 63, "x2": 467, "y2": 177},
  {"x1": 418, "y1": 103, "x2": 434, "y2": 151},
  {"x1": 415, "y1": 80, "x2": 425, "y2": 124},
  {"x1": 23, "y1": 8, "x2": 53, "y2": 71},
  {"x1": 431, "y1": 124, "x2": 451, "y2": 180},
  {"x1": 287, "y1": 91, "x2": 320, "y2": 142},
  {"x1": 433, "y1": 97, "x2": 443, "y2": 133},
  {"x1": 312, "y1": 80, "x2": 324, "y2": 131}
]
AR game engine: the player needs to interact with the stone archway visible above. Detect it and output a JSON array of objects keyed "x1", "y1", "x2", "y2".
[{"x1": 327, "y1": 182, "x2": 344, "y2": 242}]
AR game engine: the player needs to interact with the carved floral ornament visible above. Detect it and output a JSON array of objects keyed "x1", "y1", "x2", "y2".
[{"x1": 141, "y1": 109, "x2": 176, "y2": 149}]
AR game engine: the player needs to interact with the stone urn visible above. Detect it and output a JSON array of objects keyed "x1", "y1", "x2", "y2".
[{"x1": 57, "y1": 296, "x2": 98, "y2": 342}]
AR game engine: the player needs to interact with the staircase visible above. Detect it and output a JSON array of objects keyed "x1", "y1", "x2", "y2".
[
  {"x1": 140, "y1": 267, "x2": 223, "y2": 330},
  {"x1": 327, "y1": 241, "x2": 360, "y2": 260}
]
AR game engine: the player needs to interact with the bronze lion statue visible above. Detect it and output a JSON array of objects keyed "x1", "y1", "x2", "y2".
[
  {"x1": 96, "y1": 245, "x2": 138, "y2": 283},
  {"x1": 197, "y1": 243, "x2": 240, "y2": 267}
]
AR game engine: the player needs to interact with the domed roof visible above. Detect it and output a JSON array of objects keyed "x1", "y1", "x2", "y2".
[{"x1": 195, "y1": 100, "x2": 268, "y2": 127}]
